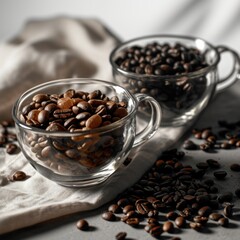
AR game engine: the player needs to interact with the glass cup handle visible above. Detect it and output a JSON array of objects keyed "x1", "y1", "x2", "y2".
[
  {"x1": 215, "y1": 45, "x2": 240, "y2": 93},
  {"x1": 132, "y1": 93, "x2": 162, "y2": 148}
]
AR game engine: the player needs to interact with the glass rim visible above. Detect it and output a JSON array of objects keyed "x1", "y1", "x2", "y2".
[
  {"x1": 12, "y1": 78, "x2": 138, "y2": 136},
  {"x1": 109, "y1": 34, "x2": 220, "y2": 80}
]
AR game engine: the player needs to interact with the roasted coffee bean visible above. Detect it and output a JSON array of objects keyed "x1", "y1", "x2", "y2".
[
  {"x1": 230, "y1": 163, "x2": 240, "y2": 172},
  {"x1": 193, "y1": 216, "x2": 208, "y2": 224},
  {"x1": 115, "y1": 232, "x2": 127, "y2": 240},
  {"x1": 149, "y1": 225, "x2": 163, "y2": 238},
  {"x1": 6, "y1": 143, "x2": 18, "y2": 154},
  {"x1": 33, "y1": 94, "x2": 49, "y2": 103},
  {"x1": 189, "y1": 222, "x2": 202, "y2": 231},
  {"x1": 163, "y1": 221, "x2": 174, "y2": 233},
  {"x1": 170, "y1": 238, "x2": 181, "y2": 240},
  {"x1": 209, "y1": 213, "x2": 223, "y2": 221},
  {"x1": 183, "y1": 140, "x2": 197, "y2": 150},
  {"x1": 196, "y1": 162, "x2": 209, "y2": 170},
  {"x1": 108, "y1": 204, "x2": 121, "y2": 214},
  {"x1": 224, "y1": 205, "x2": 233, "y2": 218},
  {"x1": 218, "y1": 217, "x2": 229, "y2": 227},
  {"x1": 198, "y1": 206, "x2": 212, "y2": 217},
  {"x1": 76, "y1": 219, "x2": 89, "y2": 230},
  {"x1": 102, "y1": 211, "x2": 116, "y2": 221},
  {"x1": 12, "y1": 171, "x2": 27, "y2": 181},
  {"x1": 117, "y1": 198, "x2": 130, "y2": 208},
  {"x1": 175, "y1": 216, "x2": 186, "y2": 228},
  {"x1": 126, "y1": 218, "x2": 140, "y2": 227},
  {"x1": 166, "y1": 211, "x2": 178, "y2": 220},
  {"x1": 147, "y1": 218, "x2": 159, "y2": 225},
  {"x1": 213, "y1": 171, "x2": 227, "y2": 180}
]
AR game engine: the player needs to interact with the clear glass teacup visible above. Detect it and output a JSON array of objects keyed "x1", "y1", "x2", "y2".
[
  {"x1": 12, "y1": 78, "x2": 161, "y2": 187},
  {"x1": 110, "y1": 35, "x2": 240, "y2": 126}
]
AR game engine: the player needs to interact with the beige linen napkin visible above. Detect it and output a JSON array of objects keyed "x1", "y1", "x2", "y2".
[{"x1": 0, "y1": 16, "x2": 186, "y2": 234}]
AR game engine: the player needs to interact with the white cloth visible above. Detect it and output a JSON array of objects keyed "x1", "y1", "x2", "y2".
[{"x1": 0, "y1": 16, "x2": 217, "y2": 234}]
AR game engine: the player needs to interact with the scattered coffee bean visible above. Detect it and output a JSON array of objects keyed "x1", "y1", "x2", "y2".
[
  {"x1": 193, "y1": 216, "x2": 208, "y2": 225},
  {"x1": 6, "y1": 143, "x2": 18, "y2": 154},
  {"x1": 166, "y1": 211, "x2": 178, "y2": 220},
  {"x1": 175, "y1": 216, "x2": 186, "y2": 228},
  {"x1": 76, "y1": 219, "x2": 89, "y2": 230},
  {"x1": 198, "y1": 206, "x2": 212, "y2": 217},
  {"x1": 196, "y1": 162, "x2": 209, "y2": 170},
  {"x1": 149, "y1": 225, "x2": 163, "y2": 238},
  {"x1": 230, "y1": 163, "x2": 240, "y2": 172},
  {"x1": 209, "y1": 213, "x2": 223, "y2": 221},
  {"x1": 223, "y1": 205, "x2": 233, "y2": 218},
  {"x1": 102, "y1": 211, "x2": 116, "y2": 221},
  {"x1": 163, "y1": 221, "x2": 174, "y2": 233},
  {"x1": 206, "y1": 159, "x2": 220, "y2": 169},
  {"x1": 108, "y1": 204, "x2": 121, "y2": 214},
  {"x1": 12, "y1": 171, "x2": 27, "y2": 181},
  {"x1": 213, "y1": 171, "x2": 227, "y2": 180},
  {"x1": 183, "y1": 140, "x2": 197, "y2": 150},
  {"x1": 115, "y1": 232, "x2": 127, "y2": 240},
  {"x1": 125, "y1": 218, "x2": 139, "y2": 227},
  {"x1": 189, "y1": 222, "x2": 202, "y2": 231},
  {"x1": 218, "y1": 217, "x2": 229, "y2": 227}
]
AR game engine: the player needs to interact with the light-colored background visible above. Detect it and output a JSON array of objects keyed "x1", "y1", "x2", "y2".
[{"x1": 1, "y1": 0, "x2": 240, "y2": 48}]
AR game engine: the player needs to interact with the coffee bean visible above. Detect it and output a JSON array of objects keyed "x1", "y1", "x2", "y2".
[
  {"x1": 163, "y1": 221, "x2": 174, "y2": 233},
  {"x1": 209, "y1": 213, "x2": 223, "y2": 221},
  {"x1": 230, "y1": 163, "x2": 240, "y2": 172},
  {"x1": 6, "y1": 143, "x2": 18, "y2": 154},
  {"x1": 108, "y1": 204, "x2": 121, "y2": 214},
  {"x1": 183, "y1": 140, "x2": 197, "y2": 150},
  {"x1": 224, "y1": 205, "x2": 233, "y2": 218},
  {"x1": 76, "y1": 219, "x2": 89, "y2": 230},
  {"x1": 189, "y1": 222, "x2": 202, "y2": 231},
  {"x1": 196, "y1": 162, "x2": 209, "y2": 170},
  {"x1": 175, "y1": 216, "x2": 186, "y2": 228},
  {"x1": 218, "y1": 217, "x2": 229, "y2": 227},
  {"x1": 115, "y1": 232, "x2": 127, "y2": 240},
  {"x1": 149, "y1": 225, "x2": 163, "y2": 238},
  {"x1": 102, "y1": 211, "x2": 116, "y2": 221},
  {"x1": 126, "y1": 217, "x2": 139, "y2": 227},
  {"x1": 12, "y1": 171, "x2": 27, "y2": 181},
  {"x1": 33, "y1": 94, "x2": 49, "y2": 103},
  {"x1": 166, "y1": 211, "x2": 178, "y2": 220},
  {"x1": 198, "y1": 206, "x2": 212, "y2": 217},
  {"x1": 214, "y1": 171, "x2": 227, "y2": 180},
  {"x1": 193, "y1": 216, "x2": 208, "y2": 224}
]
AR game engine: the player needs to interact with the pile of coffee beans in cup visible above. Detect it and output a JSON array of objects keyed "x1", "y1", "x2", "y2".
[
  {"x1": 115, "y1": 42, "x2": 208, "y2": 76},
  {"x1": 0, "y1": 120, "x2": 18, "y2": 154},
  {"x1": 19, "y1": 89, "x2": 128, "y2": 171},
  {"x1": 100, "y1": 148, "x2": 240, "y2": 239},
  {"x1": 113, "y1": 42, "x2": 209, "y2": 111}
]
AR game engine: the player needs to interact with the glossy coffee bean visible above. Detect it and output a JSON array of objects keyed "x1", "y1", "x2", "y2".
[
  {"x1": 76, "y1": 219, "x2": 89, "y2": 230},
  {"x1": 115, "y1": 232, "x2": 127, "y2": 240},
  {"x1": 102, "y1": 211, "x2": 116, "y2": 221}
]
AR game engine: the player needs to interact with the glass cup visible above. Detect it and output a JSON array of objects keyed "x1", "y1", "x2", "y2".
[
  {"x1": 110, "y1": 35, "x2": 240, "y2": 126},
  {"x1": 12, "y1": 78, "x2": 161, "y2": 187}
]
